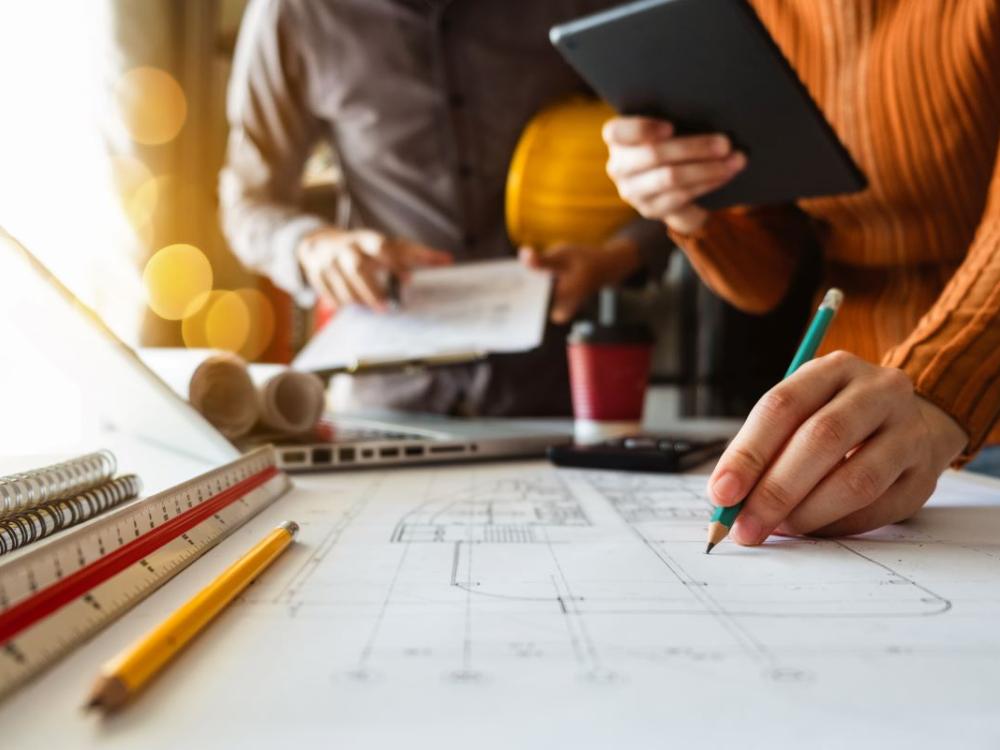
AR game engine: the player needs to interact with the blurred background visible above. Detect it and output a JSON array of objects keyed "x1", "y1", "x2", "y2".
[{"x1": 0, "y1": 0, "x2": 809, "y2": 456}]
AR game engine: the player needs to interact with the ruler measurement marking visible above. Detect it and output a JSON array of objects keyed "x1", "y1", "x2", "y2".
[
  {"x1": 0, "y1": 466, "x2": 278, "y2": 645},
  {"x1": 0, "y1": 451, "x2": 281, "y2": 686},
  {"x1": 3, "y1": 643, "x2": 25, "y2": 665},
  {"x1": 0, "y1": 459, "x2": 288, "y2": 696},
  {"x1": 5, "y1": 472, "x2": 274, "y2": 604}
]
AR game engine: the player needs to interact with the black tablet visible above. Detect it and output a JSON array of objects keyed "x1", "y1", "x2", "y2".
[{"x1": 550, "y1": 0, "x2": 867, "y2": 209}]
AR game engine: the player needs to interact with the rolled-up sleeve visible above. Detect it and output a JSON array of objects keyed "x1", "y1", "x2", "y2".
[
  {"x1": 883, "y1": 140, "x2": 1000, "y2": 461},
  {"x1": 219, "y1": 0, "x2": 327, "y2": 307},
  {"x1": 613, "y1": 218, "x2": 676, "y2": 284},
  {"x1": 666, "y1": 204, "x2": 816, "y2": 315}
]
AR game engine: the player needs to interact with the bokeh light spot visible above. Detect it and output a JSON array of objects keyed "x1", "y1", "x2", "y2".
[
  {"x1": 180, "y1": 290, "x2": 217, "y2": 349},
  {"x1": 115, "y1": 67, "x2": 188, "y2": 146},
  {"x1": 110, "y1": 155, "x2": 153, "y2": 208},
  {"x1": 110, "y1": 155, "x2": 159, "y2": 248},
  {"x1": 109, "y1": 159, "x2": 182, "y2": 252},
  {"x1": 143, "y1": 244, "x2": 213, "y2": 321},
  {"x1": 205, "y1": 292, "x2": 251, "y2": 353},
  {"x1": 127, "y1": 176, "x2": 160, "y2": 230},
  {"x1": 182, "y1": 290, "x2": 251, "y2": 354},
  {"x1": 234, "y1": 288, "x2": 276, "y2": 361}
]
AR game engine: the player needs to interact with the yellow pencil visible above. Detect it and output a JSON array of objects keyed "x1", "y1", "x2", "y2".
[{"x1": 85, "y1": 521, "x2": 299, "y2": 712}]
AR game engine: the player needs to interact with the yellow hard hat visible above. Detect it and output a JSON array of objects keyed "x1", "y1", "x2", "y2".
[{"x1": 506, "y1": 97, "x2": 637, "y2": 248}]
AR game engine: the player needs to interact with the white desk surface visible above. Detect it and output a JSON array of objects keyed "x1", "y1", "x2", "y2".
[{"x1": 3, "y1": 422, "x2": 1000, "y2": 750}]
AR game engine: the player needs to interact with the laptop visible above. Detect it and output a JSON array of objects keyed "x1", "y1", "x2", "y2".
[{"x1": 0, "y1": 228, "x2": 571, "y2": 472}]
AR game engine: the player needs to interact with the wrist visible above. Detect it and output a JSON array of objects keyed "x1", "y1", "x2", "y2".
[
  {"x1": 664, "y1": 205, "x2": 711, "y2": 236},
  {"x1": 916, "y1": 395, "x2": 969, "y2": 468},
  {"x1": 601, "y1": 236, "x2": 642, "y2": 284},
  {"x1": 295, "y1": 226, "x2": 344, "y2": 296},
  {"x1": 298, "y1": 225, "x2": 345, "y2": 256}
]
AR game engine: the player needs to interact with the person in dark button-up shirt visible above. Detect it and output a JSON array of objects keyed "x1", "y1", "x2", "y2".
[{"x1": 220, "y1": 0, "x2": 669, "y2": 417}]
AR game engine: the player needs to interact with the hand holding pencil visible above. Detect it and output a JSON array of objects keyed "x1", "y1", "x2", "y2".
[{"x1": 705, "y1": 289, "x2": 968, "y2": 549}]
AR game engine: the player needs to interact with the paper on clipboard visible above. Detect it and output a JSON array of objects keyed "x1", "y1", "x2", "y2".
[{"x1": 292, "y1": 259, "x2": 552, "y2": 373}]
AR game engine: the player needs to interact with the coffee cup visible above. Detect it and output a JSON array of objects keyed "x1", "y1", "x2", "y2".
[{"x1": 566, "y1": 318, "x2": 654, "y2": 444}]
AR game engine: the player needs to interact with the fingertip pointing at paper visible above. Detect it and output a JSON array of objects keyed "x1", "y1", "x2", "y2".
[
  {"x1": 709, "y1": 471, "x2": 743, "y2": 506},
  {"x1": 732, "y1": 515, "x2": 765, "y2": 546}
]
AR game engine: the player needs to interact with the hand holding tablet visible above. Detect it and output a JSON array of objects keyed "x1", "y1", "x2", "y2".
[
  {"x1": 602, "y1": 116, "x2": 747, "y2": 233},
  {"x1": 551, "y1": 0, "x2": 867, "y2": 212}
]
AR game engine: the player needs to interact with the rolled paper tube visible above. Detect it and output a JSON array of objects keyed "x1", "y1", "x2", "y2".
[
  {"x1": 256, "y1": 370, "x2": 326, "y2": 434},
  {"x1": 188, "y1": 354, "x2": 260, "y2": 439}
]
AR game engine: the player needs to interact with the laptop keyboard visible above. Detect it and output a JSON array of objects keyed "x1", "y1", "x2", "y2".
[{"x1": 314, "y1": 419, "x2": 428, "y2": 444}]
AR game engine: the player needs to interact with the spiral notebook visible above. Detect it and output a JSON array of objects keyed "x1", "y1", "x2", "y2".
[
  {"x1": 0, "y1": 451, "x2": 117, "y2": 521},
  {"x1": 0, "y1": 474, "x2": 141, "y2": 555}
]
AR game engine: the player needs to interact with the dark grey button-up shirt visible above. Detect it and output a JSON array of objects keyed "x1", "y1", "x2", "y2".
[{"x1": 220, "y1": 0, "x2": 655, "y2": 416}]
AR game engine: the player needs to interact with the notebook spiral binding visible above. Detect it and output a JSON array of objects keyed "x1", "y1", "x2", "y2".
[
  {"x1": 0, "y1": 451, "x2": 117, "y2": 520},
  {"x1": 0, "y1": 474, "x2": 141, "y2": 555}
]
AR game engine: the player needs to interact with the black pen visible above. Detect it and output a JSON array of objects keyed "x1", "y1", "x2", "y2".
[{"x1": 387, "y1": 273, "x2": 402, "y2": 309}]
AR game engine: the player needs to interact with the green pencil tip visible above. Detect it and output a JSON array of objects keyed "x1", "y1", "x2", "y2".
[{"x1": 705, "y1": 542, "x2": 716, "y2": 554}]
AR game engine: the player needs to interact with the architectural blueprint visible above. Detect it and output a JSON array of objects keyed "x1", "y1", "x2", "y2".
[{"x1": 5, "y1": 462, "x2": 1000, "y2": 749}]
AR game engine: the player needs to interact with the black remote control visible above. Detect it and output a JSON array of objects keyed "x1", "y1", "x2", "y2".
[{"x1": 547, "y1": 435, "x2": 727, "y2": 473}]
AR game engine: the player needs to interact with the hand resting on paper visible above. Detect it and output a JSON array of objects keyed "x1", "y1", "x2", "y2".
[
  {"x1": 297, "y1": 228, "x2": 453, "y2": 312},
  {"x1": 602, "y1": 116, "x2": 746, "y2": 234},
  {"x1": 518, "y1": 237, "x2": 641, "y2": 324},
  {"x1": 707, "y1": 351, "x2": 969, "y2": 544}
]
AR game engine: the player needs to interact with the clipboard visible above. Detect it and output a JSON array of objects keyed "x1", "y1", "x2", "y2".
[{"x1": 292, "y1": 259, "x2": 552, "y2": 377}]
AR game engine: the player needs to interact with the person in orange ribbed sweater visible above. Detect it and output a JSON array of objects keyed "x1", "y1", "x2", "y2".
[{"x1": 603, "y1": 0, "x2": 1000, "y2": 546}]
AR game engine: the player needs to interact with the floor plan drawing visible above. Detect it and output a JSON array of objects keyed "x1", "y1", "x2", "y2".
[
  {"x1": 6, "y1": 462, "x2": 1000, "y2": 749},
  {"x1": 390, "y1": 472, "x2": 591, "y2": 544}
]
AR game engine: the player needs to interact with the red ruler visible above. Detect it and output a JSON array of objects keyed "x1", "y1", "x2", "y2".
[{"x1": 0, "y1": 447, "x2": 291, "y2": 698}]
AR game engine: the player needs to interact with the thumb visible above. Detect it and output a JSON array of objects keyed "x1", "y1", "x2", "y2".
[
  {"x1": 549, "y1": 276, "x2": 579, "y2": 324},
  {"x1": 518, "y1": 246, "x2": 544, "y2": 269},
  {"x1": 393, "y1": 240, "x2": 454, "y2": 272},
  {"x1": 546, "y1": 248, "x2": 588, "y2": 325},
  {"x1": 664, "y1": 204, "x2": 711, "y2": 235},
  {"x1": 520, "y1": 244, "x2": 574, "y2": 272},
  {"x1": 602, "y1": 116, "x2": 674, "y2": 147},
  {"x1": 353, "y1": 230, "x2": 395, "y2": 267}
]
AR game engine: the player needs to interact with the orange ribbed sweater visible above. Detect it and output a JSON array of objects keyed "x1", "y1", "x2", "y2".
[{"x1": 670, "y1": 0, "x2": 1000, "y2": 457}]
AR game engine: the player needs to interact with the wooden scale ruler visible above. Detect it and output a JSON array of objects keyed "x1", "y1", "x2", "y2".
[{"x1": 0, "y1": 447, "x2": 291, "y2": 698}]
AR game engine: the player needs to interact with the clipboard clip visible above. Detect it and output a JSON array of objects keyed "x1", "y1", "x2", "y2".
[{"x1": 310, "y1": 350, "x2": 488, "y2": 380}]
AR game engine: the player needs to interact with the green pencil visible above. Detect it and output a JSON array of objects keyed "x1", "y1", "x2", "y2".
[{"x1": 705, "y1": 288, "x2": 844, "y2": 553}]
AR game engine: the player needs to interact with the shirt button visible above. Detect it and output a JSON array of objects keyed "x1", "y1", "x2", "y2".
[
  {"x1": 458, "y1": 164, "x2": 473, "y2": 179},
  {"x1": 449, "y1": 93, "x2": 465, "y2": 109},
  {"x1": 463, "y1": 234, "x2": 477, "y2": 249}
]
